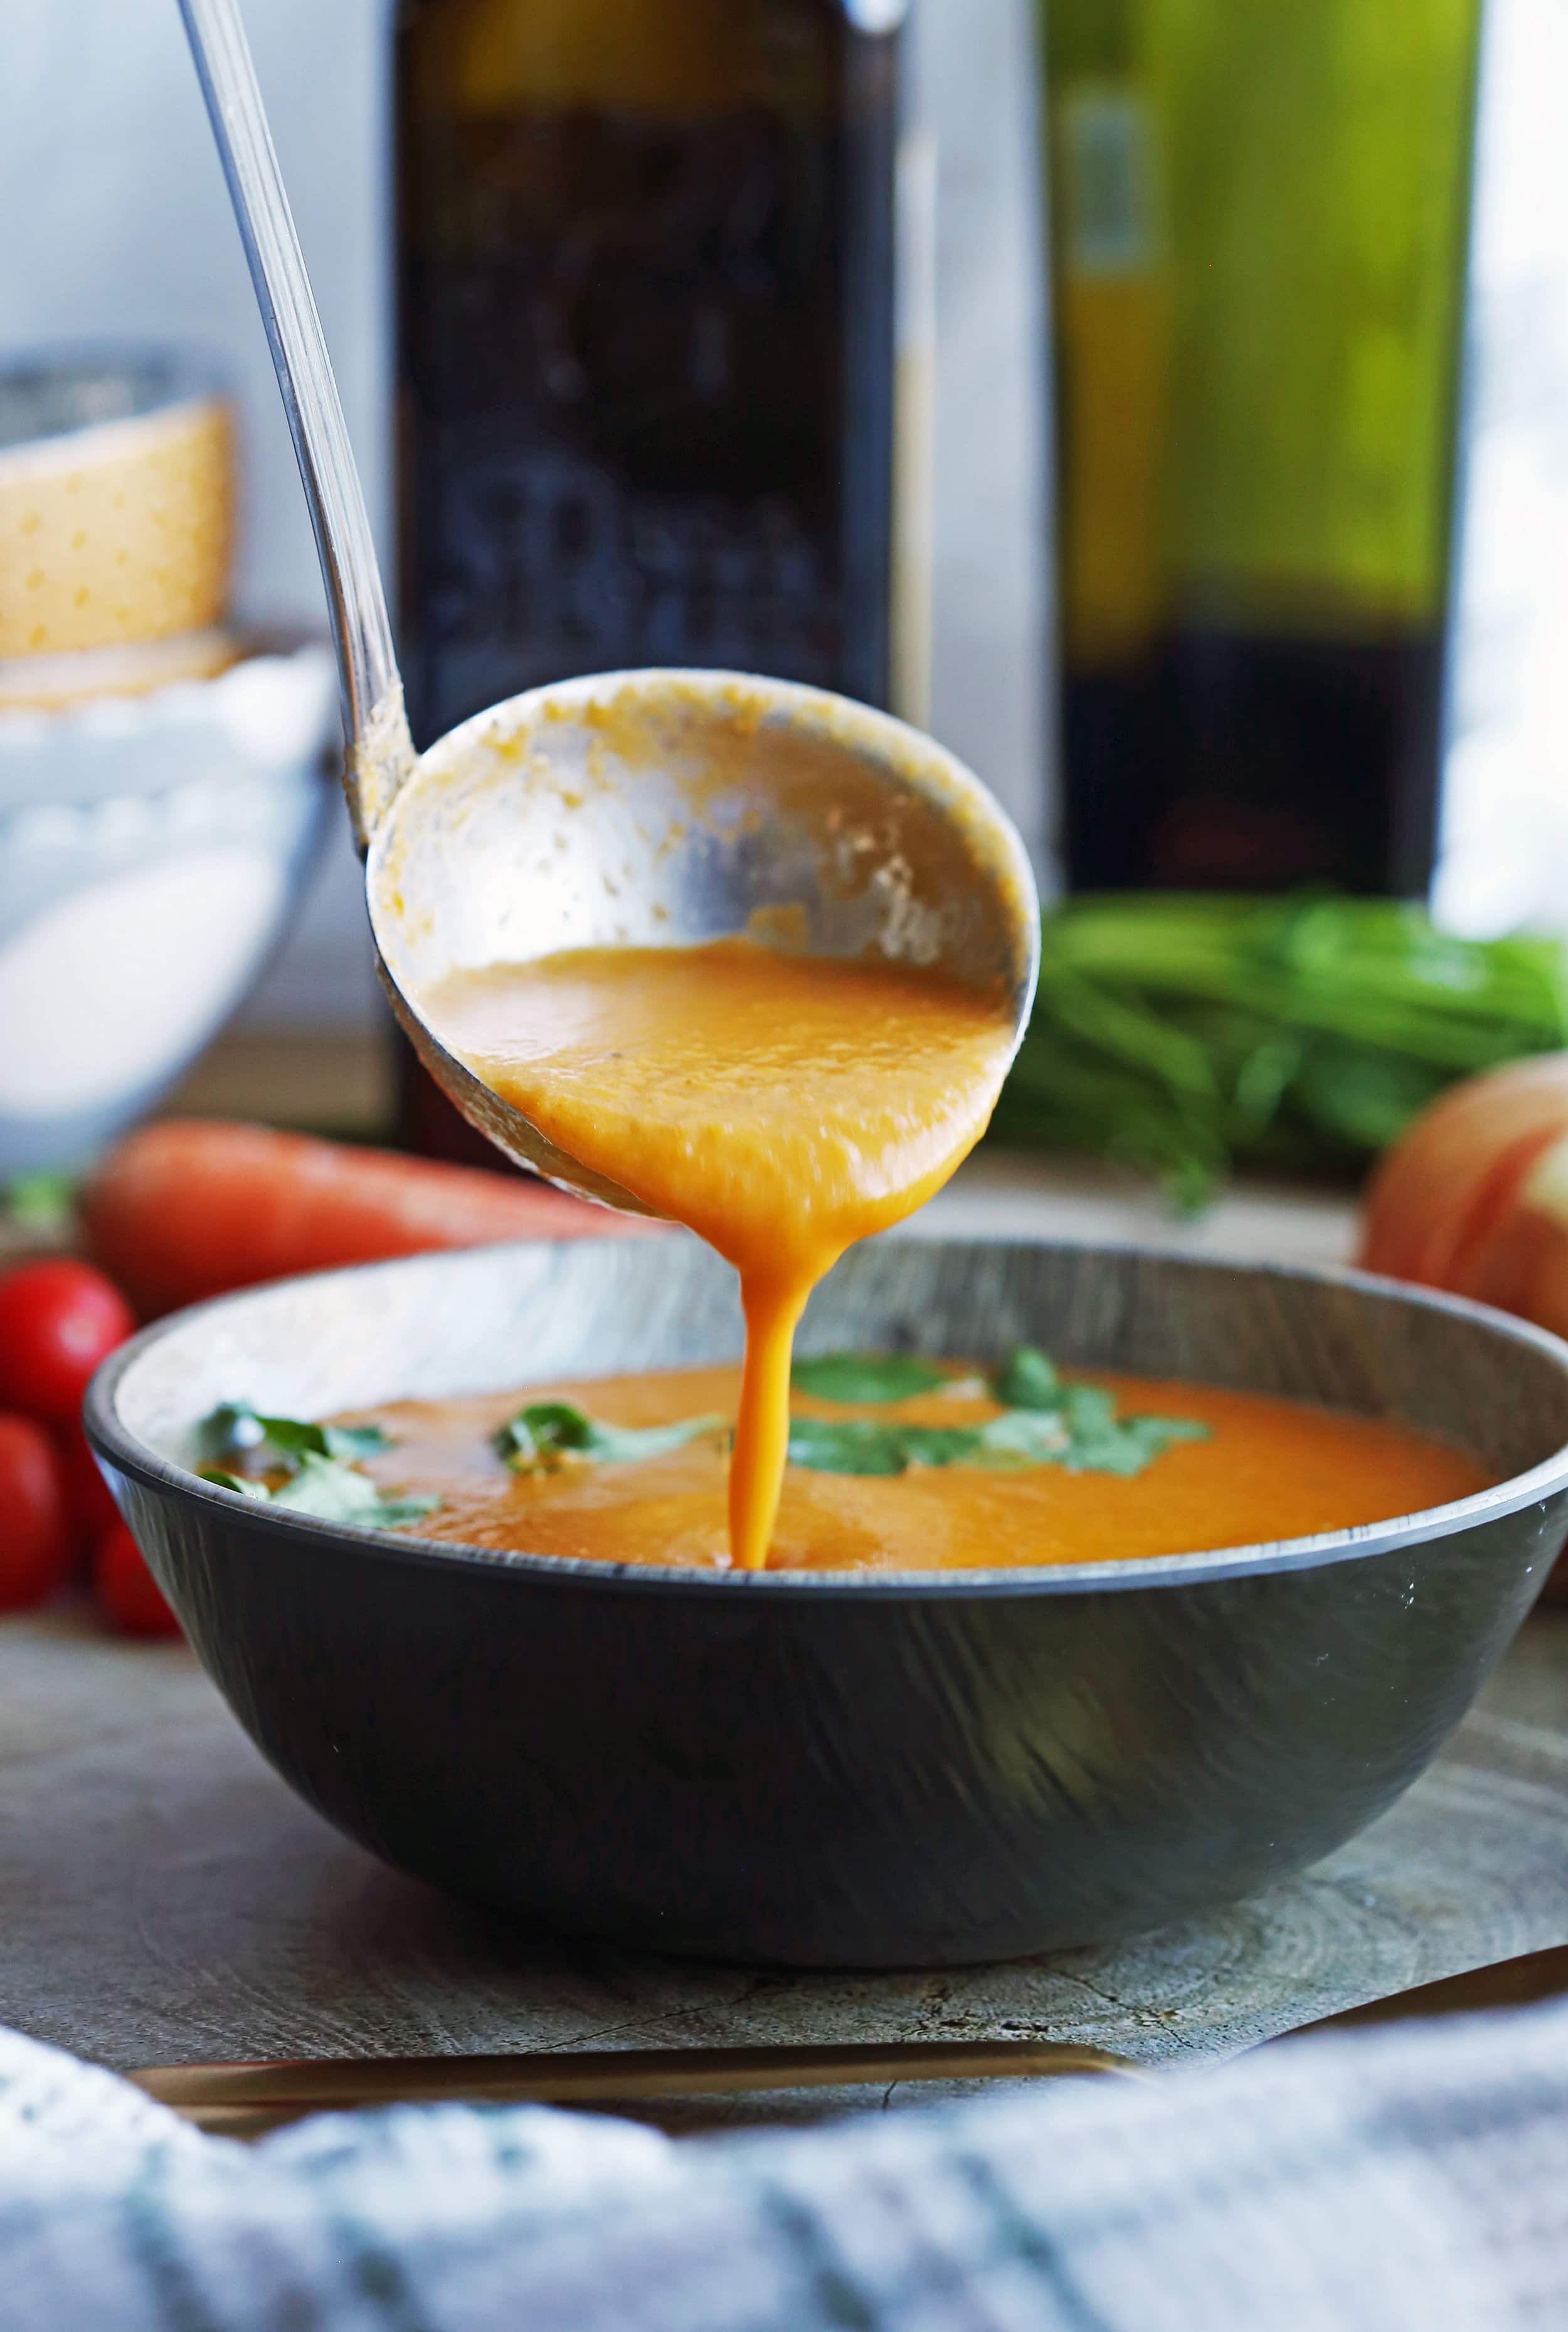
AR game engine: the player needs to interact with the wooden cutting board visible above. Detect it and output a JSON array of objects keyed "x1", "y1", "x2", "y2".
[{"x1": 3, "y1": 1599, "x2": 1565, "y2": 2128}]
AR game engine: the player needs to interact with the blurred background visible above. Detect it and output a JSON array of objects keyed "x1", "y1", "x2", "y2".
[{"x1": 3, "y1": 0, "x2": 1568, "y2": 1196}]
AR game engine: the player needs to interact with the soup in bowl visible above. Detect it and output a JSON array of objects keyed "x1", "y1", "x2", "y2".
[{"x1": 86, "y1": 1233, "x2": 1568, "y2": 1967}]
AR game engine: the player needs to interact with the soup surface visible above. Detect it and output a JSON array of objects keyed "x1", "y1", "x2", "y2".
[
  {"x1": 339, "y1": 1361, "x2": 1490, "y2": 1574},
  {"x1": 420, "y1": 939, "x2": 1018, "y2": 1567}
]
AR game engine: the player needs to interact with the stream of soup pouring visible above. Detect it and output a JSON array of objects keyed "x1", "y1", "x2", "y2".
[{"x1": 420, "y1": 939, "x2": 1019, "y2": 1568}]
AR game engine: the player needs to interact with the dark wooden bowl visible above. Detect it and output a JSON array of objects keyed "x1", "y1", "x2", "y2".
[{"x1": 85, "y1": 1236, "x2": 1568, "y2": 1969}]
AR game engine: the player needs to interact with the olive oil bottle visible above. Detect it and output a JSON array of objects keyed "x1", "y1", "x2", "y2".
[{"x1": 1044, "y1": 0, "x2": 1482, "y2": 896}]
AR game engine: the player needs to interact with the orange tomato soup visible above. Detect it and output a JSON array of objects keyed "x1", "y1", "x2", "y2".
[
  {"x1": 344, "y1": 1363, "x2": 1490, "y2": 1575},
  {"x1": 421, "y1": 939, "x2": 1018, "y2": 1568}
]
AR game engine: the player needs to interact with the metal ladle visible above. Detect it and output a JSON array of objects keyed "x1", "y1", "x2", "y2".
[{"x1": 177, "y1": 0, "x2": 1041, "y2": 1214}]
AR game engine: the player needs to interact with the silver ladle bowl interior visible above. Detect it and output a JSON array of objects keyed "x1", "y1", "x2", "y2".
[{"x1": 371, "y1": 669, "x2": 1041, "y2": 1212}]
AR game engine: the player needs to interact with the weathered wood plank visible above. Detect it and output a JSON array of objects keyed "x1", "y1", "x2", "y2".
[{"x1": 3, "y1": 1602, "x2": 1564, "y2": 2095}]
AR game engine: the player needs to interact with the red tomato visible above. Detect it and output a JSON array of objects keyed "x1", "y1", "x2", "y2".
[
  {"x1": 93, "y1": 1522, "x2": 181, "y2": 1638},
  {"x1": 0, "y1": 1414, "x2": 71, "y2": 1609},
  {"x1": 56, "y1": 1420, "x2": 120, "y2": 1544},
  {"x1": 0, "y1": 1259, "x2": 135, "y2": 1424}
]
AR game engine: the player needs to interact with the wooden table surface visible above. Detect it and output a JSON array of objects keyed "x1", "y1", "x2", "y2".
[
  {"x1": 4, "y1": 1602, "x2": 1567, "y2": 2097},
  {"x1": 8, "y1": 1130, "x2": 1564, "y2": 2112}
]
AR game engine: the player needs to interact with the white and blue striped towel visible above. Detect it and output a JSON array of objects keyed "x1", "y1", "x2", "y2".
[{"x1": 4, "y1": 1995, "x2": 1568, "y2": 2331}]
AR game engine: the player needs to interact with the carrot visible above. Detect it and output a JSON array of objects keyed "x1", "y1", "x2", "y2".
[{"x1": 82, "y1": 1119, "x2": 659, "y2": 1319}]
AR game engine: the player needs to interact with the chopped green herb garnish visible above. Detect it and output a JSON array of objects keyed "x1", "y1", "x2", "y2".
[
  {"x1": 197, "y1": 1468, "x2": 272, "y2": 1501},
  {"x1": 260, "y1": 1414, "x2": 392, "y2": 1464},
  {"x1": 782, "y1": 1350, "x2": 1209, "y2": 1479},
  {"x1": 198, "y1": 1403, "x2": 268, "y2": 1466},
  {"x1": 790, "y1": 1352, "x2": 949, "y2": 1405},
  {"x1": 494, "y1": 1400, "x2": 724, "y2": 1475},
  {"x1": 785, "y1": 1417, "x2": 984, "y2": 1476},
  {"x1": 268, "y1": 1452, "x2": 438, "y2": 1529},
  {"x1": 198, "y1": 1402, "x2": 390, "y2": 1472},
  {"x1": 1061, "y1": 1383, "x2": 1117, "y2": 1436},
  {"x1": 990, "y1": 1345, "x2": 1062, "y2": 1411},
  {"x1": 977, "y1": 1406, "x2": 1209, "y2": 1477},
  {"x1": 967, "y1": 1410, "x2": 1071, "y2": 1466},
  {"x1": 494, "y1": 1402, "x2": 594, "y2": 1463},
  {"x1": 195, "y1": 1350, "x2": 1209, "y2": 1523},
  {"x1": 476, "y1": 1355, "x2": 1215, "y2": 1483},
  {"x1": 196, "y1": 1403, "x2": 433, "y2": 1532},
  {"x1": 200, "y1": 1454, "x2": 436, "y2": 1530},
  {"x1": 785, "y1": 1401, "x2": 1208, "y2": 1481}
]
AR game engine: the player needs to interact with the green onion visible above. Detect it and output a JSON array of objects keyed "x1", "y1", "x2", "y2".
[{"x1": 990, "y1": 895, "x2": 1568, "y2": 1206}]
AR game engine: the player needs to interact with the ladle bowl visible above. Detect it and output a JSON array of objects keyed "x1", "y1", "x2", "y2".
[{"x1": 372, "y1": 669, "x2": 1041, "y2": 1209}]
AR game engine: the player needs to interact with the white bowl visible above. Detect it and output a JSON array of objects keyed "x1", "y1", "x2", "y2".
[{"x1": 0, "y1": 641, "x2": 338, "y2": 1176}]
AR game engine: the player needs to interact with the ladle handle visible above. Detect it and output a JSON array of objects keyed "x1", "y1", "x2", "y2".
[{"x1": 176, "y1": 0, "x2": 414, "y2": 846}]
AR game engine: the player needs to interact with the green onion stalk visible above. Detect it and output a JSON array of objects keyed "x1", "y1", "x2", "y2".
[{"x1": 988, "y1": 895, "x2": 1568, "y2": 1209}]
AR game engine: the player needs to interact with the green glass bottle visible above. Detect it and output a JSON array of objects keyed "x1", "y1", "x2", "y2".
[{"x1": 1043, "y1": 0, "x2": 1483, "y2": 895}]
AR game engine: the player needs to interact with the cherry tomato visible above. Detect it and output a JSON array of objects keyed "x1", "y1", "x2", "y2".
[
  {"x1": 93, "y1": 1521, "x2": 181, "y2": 1637},
  {"x1": 0, "y1": 1259, "x2": 135, "y2": 1424},
  {"x1": 0, "y1": 1414, "x2": 71, "y2": 1609},
  {"x1": 57, "y1": 1420, "x2": 120, "y2": 1544}
]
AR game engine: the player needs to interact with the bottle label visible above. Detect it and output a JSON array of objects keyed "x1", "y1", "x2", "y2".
[
  {"x1": 1053, "y1": 81, "x2": 1172, "y2": 663},
  {"x1": 1057, "y1": 88, "x2": 1157, "y2": 277},
  {"x1": 1047, "y1": 3, "x2": 1480, "y2": 643},
  {"x1": 416, "y1": 435, "x2": 839, "y2": 714},
  {"x1": 400, "y1": 91, "x2": 892, "y2": 730}
]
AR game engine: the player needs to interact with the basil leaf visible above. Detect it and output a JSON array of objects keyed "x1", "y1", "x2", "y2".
[
  {"x1": 786, "y1": 1419, "x2": 913, "y2": 1475},
  {"x1": 1125, "y1": 1416, "x2": 1210, "y2": 1461},
  {"x1": 198, "y1": 1402, "x2": 390, "y2": 1471},
  {"x1": 1061, "y1": 1383, "x2": 1118, "y2": 1436},
  {"x1": 583, "y1": 1415, "x2": 724, "y2": 1464},
  {"x1": 970, "y1": 1410, "x2": 1072, "y2": 1467},
  {"x1": 790, "y1": 1352, "x2": 950, "y2": 1405},
  {"x1": 199, "y1": 1452, "x2": 437, "y2": 1530},
  {"x1": 197, "y1": 1402, "x2": 268, "y2": 1466},
  {"x1": 197, "y1": 1467, "x2": 272, "y2": 1501},
  {"x1": 495, "y1": 1401, "x2": 723, "y2": 1474},
  {"x1": 268, "y1": 1452, "x2": 438, "y2": 1530},
  {"x1": 1058, "y1": 1412, "x2": 1210, "y2": 1477},
  {"x1": 790, "y1": 1388, "x2": 1209, "y2": 1481},
  {"x1": 351, "y1": 1494, "x2": 445, "y2": 1530},
  {"x1": 896, "y1": 1425, "x2": 990, "y2": 1467},
  {"x1": 786, "y1": 1417, "x2": 985, "y2": 1476},
  {"x1": 495, "y1": 1403, "x2": 595, "y2": 1462},
  {"x1": 991, "y1": 1345, "x2": 1062, "y2": 1411},
  {"x1": 260, "y1": 1414, "x2": 392, "y2": 1464}
]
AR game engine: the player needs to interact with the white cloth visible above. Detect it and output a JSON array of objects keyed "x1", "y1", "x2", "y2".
[{"x1": 4, "y1": 1998, "x2": 1567, "y2": 2331}]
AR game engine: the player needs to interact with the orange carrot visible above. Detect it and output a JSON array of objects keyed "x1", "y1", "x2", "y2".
[{"x1": 82, "y1": 1119, "x2": 659, "y2": 1318}]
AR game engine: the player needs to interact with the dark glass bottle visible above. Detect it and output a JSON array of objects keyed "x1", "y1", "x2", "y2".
[
  {"x1": 1043, "y1": 0, "x2": 1482, "y2": 897},
  {"x1": 395, "y1": 0, "x2": 900, "y2": 1159},
  {"x1": 396, "y1": 0, "x2": 898, "y2": 739}
]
